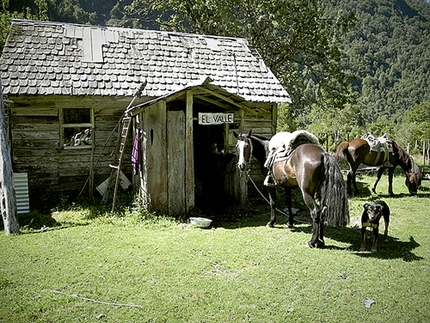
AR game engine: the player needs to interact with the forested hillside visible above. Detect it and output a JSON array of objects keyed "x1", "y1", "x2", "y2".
[
  {"x1": 339, "y1": 0, "x2": 430, "y2": 123},
  {"x1": 1, "y1": 0, "x2": 429, "y2": 145}
]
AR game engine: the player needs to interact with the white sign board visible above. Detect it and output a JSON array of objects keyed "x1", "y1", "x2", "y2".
[{"x1": 198, "y1": 113, "x2": 234, "y2": 125}]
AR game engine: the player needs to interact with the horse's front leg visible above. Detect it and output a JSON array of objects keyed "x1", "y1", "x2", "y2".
[
  {"x1": 387, "y1": 168, "x2": 395, "y2": 196},
  {"x1": 372, "y1": 167, "x2": 385, "y2": 194},
  {"x1": 285, "y1": 188, "x2": 294, "y2": 228},
  {"x1": 266, "y1": 186, "x2": 277, "y2": 228},
  {"x1": 346, "y1": 171, "x2": 353, "y2": 196}
]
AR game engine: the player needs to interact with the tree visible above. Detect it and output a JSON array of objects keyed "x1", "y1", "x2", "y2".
[
  {"x1": 119, "y1": 0, "x2": 356, "y2": 128},
  {"x1": 402, "y1": 101, "x2": 430, "y2": 143},
  {"x1": 0, "y1": 79, "x2": 19, "y2": 235},
  {"x1": 0, "y1": 0, "x2": 49, "y2": 53},
  {"x1": 306, "y1": 89, "x2": 362, "y2": 151}
]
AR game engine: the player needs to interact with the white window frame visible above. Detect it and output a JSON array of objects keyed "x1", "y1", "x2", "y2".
[{"x1": 59, "y1": 107, "x2": 94, "y2": 150}]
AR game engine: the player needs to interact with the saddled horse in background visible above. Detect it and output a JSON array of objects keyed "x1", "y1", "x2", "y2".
[
  {"x1": 335, "y1": 138, "x2": 421, "y2": 196},
  {"x1": 235, "y1": 130, "x2": 349, "y2": 248}
]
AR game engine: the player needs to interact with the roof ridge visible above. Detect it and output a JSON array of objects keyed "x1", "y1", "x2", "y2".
[
  {"x1": 2, "y1": 19, "x2": 291, "y2": 103},
  {"x1": 11, "y1": 19, "x2": 248, "y2": 43}
]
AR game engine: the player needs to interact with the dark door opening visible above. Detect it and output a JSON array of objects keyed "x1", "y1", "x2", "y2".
[{"x1": 193, "y1": 122, "x2": 231, "y2": 209}]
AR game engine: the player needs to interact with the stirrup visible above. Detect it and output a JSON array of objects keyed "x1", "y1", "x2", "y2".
[
  {"x1": 264, "y1": 174, "x2": 276, "y2": 187},
  {"x1": 383, "y1": 160, "x2": 393, "y2": 167}
]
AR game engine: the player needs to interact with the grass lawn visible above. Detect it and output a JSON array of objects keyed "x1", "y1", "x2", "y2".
[{"x1": 1, "y1": 172, "x2": 430, "y2": 322}]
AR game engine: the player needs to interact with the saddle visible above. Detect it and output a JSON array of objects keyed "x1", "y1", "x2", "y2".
[
  {"x1": 263, "y1": 130, "x2": 320, "y2": 186},
  {"x1": 361, "y1": 133, "x2": 394, "y2": 167}
]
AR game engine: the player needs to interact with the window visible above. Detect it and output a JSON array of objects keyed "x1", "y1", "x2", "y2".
[{"x1": 60, "y1": 108, "x2": 94, "y2": 149}]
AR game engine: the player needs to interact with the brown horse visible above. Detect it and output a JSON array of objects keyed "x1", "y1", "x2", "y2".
[
  {"x1": 335, "y1": 138, "x2": 421, "y2": 196},
  {"x1": 235, "y1": 130, "x2": 349, "y2": 248}
]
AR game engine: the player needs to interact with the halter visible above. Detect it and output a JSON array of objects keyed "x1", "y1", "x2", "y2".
[{"x1": 236, "y1": 133, "x2": 253, "y2": 171}]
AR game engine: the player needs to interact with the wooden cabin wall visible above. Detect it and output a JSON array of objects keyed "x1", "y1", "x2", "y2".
[
  {"x1": 141, "y1": 101, "x2": 168, "y2": 214},
  {"x1": 223, "y1": 103, "x2": 277, "y2": 202},
  {"x1": 227, "y1": 103, "x2": 276, "y2": 183},
  {"x1": 167, "y1": 110, "x2": 186, "y2": 215},
  {"x1": 10, "y1": 100, "x2": 60, "y2": 209},
  {"x1": 9, "y1": 96, "x2": 134, "y2": 210}
]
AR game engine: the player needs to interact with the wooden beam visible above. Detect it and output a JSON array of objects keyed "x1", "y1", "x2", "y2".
[
  {"x1": 195, "y1": 87, "x2": 251, "y2": 112},
  {"x1": 185, "y1": 91, "x2": 195, "y2": 212},
  {"x1": 194, "y1": 95, "x2": 236, "y2": 111},
  {"x1": 272, "y1": 103, "x2": 278, "y2": 134}
]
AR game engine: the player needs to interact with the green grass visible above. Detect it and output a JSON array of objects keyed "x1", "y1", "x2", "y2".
[{"x1": 1, "y1": 173, "x2": 430, "y2": 322}]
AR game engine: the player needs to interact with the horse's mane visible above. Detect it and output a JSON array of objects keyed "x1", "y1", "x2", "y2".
[
  {"x1": 249, "y1": 134, "x2": 270, "y2": 164},
  {"x1": 393, "y1": 140, "x2": 414, "y2": 170}
]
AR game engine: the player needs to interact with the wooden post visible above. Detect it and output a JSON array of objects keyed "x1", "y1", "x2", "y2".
[
  {"x1": 185, "y1": 91, "x2": 195, "y2": 212},
  {"x1": 0, "y1": 80, "x2": 19, "y2": 235},
  {"x1": 88, "y1": 109, "x2": 95, "y2": 203},
  {"x1": 428, "y1": 140, "x2": 430, "y2": 166},
  {"x1": 272, "y1": 103, "x2": 277, "y2": 133}
]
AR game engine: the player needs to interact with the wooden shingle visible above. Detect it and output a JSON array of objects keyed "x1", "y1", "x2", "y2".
[{"x1": 1, "y1": 19, "x2": 290, "y2": 103}]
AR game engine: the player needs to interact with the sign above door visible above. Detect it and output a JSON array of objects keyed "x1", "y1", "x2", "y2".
[{"x1": 198, "y1": 113, "x2": 234, "y2": 125}]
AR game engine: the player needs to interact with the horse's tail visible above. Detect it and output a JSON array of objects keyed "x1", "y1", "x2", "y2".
[
  {"x1": 321, "y1": 153, "x2": 349, "y2": 227},
  {"x1": 335, "y1": 141, "x2": 349, "y2": 163}
]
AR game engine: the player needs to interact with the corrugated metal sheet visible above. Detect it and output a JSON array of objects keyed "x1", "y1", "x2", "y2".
[{"x1": 13, "y1": 173, "x2": 30, "y2": 214}]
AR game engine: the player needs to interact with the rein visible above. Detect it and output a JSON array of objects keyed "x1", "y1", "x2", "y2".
[
  {"x1": 245, "y1": 170, "x2": 308, "y2": 224},
  {"x1": 236, "y1": 133, "x2": 309, "y2": 224},
  {"x1": 238, "y1": 135, "x2": 290, "y2": 217},
  {"x1": 236, "y1": 135, "x2": 253, "y2": 172},
  {"x1": 245, "y1": 169, "x2": 288, "y2": 218}
]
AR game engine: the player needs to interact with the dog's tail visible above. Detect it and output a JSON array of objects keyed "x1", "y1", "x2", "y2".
[{"x1": 321, "y1": 152, "x2": 349, "y2": 227}]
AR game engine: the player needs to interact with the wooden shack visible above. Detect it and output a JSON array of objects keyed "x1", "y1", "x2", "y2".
[{"x1": 0, "y1": 19, "x2": 290, "y2": 214}]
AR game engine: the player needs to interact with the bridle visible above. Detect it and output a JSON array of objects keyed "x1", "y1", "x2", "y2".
[{"x1": 236, "y1": 133, "x2": 253, "y2": 171}]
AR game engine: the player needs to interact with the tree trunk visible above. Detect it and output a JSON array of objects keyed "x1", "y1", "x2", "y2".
[{"x1": 0, "y1": 79, "x2": 19, "y2": 235}]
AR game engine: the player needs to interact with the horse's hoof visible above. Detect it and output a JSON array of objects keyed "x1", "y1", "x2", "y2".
[
  {"x1": 307, "y1": 241, "x2": 315, "y2": 248},
  {"x1": 316, "y1": 241, "x2": 325, "y2": 249},
  {"x1": 359, "y1": 247, "x2": 366, "y2": 251},
  {"x1": 266, "y1": 223, "x2": 274, "y2": 228},
  {"x1": 308, "y1": 240, "x2": 325, "y2": 248},
  {"x1": 371, "y1": 249, "x2": 377, "y2": 253},
  {"x1": 286, "y1": 223, "x2": 294, "y2": 229}
]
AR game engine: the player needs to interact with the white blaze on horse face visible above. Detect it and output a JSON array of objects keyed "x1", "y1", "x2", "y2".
[{"x1": 237, "y1": 140, "x2": 248, "y2": 170}]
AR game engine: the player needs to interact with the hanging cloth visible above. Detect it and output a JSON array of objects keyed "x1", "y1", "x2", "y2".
[{"x1": 131, "y1": 129, "x2": 142, "y2": 175}]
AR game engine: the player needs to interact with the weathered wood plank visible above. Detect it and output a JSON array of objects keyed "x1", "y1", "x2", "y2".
[
  {"x1": 12, "y1": 130, "x2": 59, "y2": 141},
  {"x1": 12, "y1": 107, "x2": 57, "y2": 116},
  {"x1": 185, "y1": 91, "x2": 195, "y2": 212},
  {"x1": 144, "y1": 101, "x2": 168, "y2": 213},
  {"x1": 167, "y1": 110, "x2": 185, "y2": 215}
]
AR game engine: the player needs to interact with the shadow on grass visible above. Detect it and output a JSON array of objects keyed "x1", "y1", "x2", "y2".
[
  {"x1": 1, "y1": 210, "x2": 92, "y2": 235},
  {"x1": 293, "y1": 224, "x2": 423, "y2": 262}
]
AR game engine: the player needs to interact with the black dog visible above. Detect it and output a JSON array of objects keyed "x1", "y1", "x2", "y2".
[{"x1": 360, "y1": 200, "x2": 390, "y2": 253}]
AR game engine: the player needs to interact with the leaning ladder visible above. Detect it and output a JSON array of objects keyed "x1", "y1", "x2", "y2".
[
  {"x1": 110, "y1": 115, "x2": 132, "y2": 212},
  {"x1": 109, "y1": 81, "x2": 147, "y2": 213}
]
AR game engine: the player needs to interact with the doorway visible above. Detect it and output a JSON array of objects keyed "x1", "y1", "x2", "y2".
[{"x1": 193, "y1": 122, "x2": 229, "y2": 208}]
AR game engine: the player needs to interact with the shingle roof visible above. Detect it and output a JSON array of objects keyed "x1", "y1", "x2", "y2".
[{"x1": 0, "y1": 19, "x2": 291, "y2": 104}]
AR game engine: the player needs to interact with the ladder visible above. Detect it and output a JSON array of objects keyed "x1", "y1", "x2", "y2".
[
  {"x1": 110, "y1": 115, "x2": 132, "y2": 212},
  {"x1": 109, "y1": 81, "x2": 147, "y2": 212}
]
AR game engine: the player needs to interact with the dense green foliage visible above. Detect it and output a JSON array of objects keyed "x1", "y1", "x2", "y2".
[
  {"x1": 340, "y1": 0, "x2": 430, "y2": 124},
  {"x1": 1, "y1": 0, "x2": 429, "y2": 145}
]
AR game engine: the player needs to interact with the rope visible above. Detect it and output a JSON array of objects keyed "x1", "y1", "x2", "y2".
[
  {"x1": 236, "y1": 134, "x2": 309, "y2": 224},
  {"x1": 245, "y1": 170, "x2": 289, "y2": 217},
  {"x1": 245, "y1": 170, "x2": 309, "y2": 224}
]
